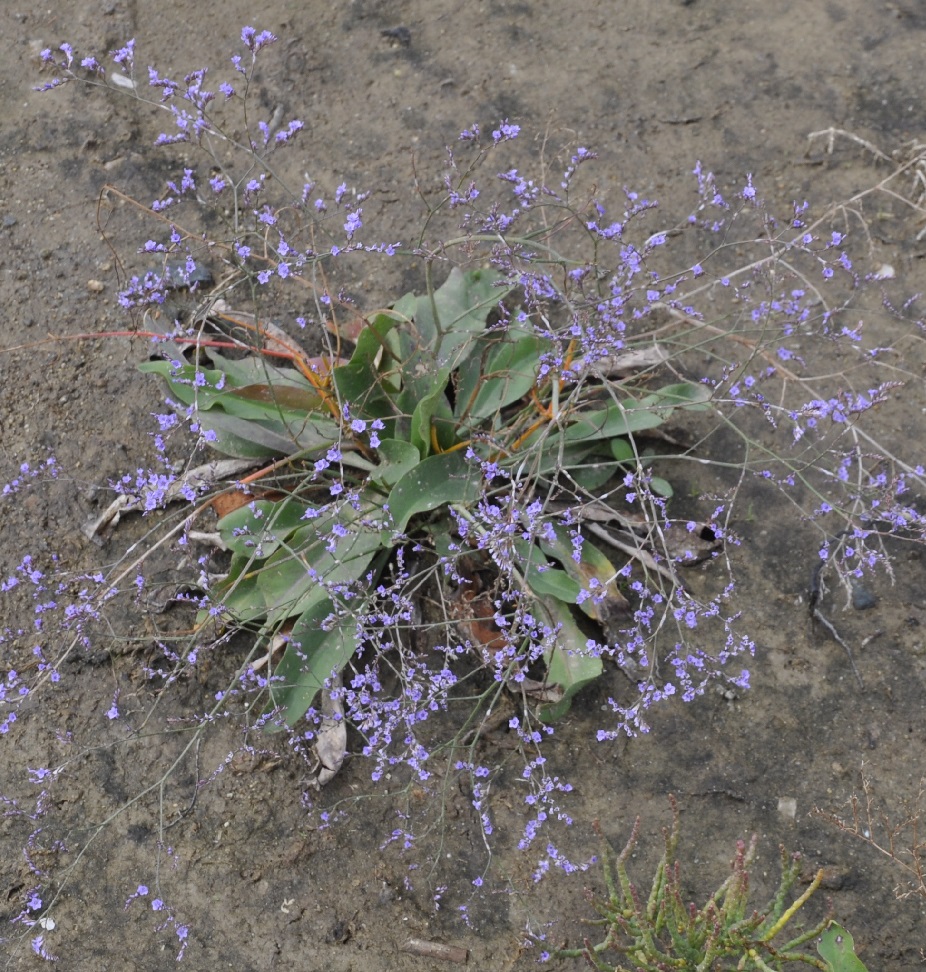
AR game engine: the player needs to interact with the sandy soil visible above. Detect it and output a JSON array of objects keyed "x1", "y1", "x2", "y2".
[{"x1": 1, "y1": 1, "x2": 925, "y2": 968}]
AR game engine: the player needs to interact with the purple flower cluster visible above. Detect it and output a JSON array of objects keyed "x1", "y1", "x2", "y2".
[{"x1": 2, "y1": 457, "x2": 58, "y2": 496}]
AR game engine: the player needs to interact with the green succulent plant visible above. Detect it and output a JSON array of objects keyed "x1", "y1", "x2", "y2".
[{"x1": 553, "y1": 798, "x2": 868, "y2": 972}]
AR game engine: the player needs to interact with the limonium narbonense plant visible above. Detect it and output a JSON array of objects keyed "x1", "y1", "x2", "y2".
[{"x1": 0, "y1": 26, "x2": 923, "y2": 962}]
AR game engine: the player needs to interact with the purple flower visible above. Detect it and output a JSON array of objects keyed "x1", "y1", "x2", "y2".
[
  {"x1": 275, "y1": 119, "x2": 304, "y2": 144},
  {"x1": 492, "y1": 120, "x2": 520, "y2": 142},
  {"x1": 241, "y1": 27, "x2": 277, "y2": 53},
  {"x1": 344, "y1": 210, "x2": 362, "y2": 238},
  {"x1": 112, "y1": 40, "x2": 135, "y2": 67},
  {"x1": 148, "y1": 67, "x2": 179, "y2": 100},
  {"x1": 124, "y1": 885, "x2": 149, "y2": 909}
]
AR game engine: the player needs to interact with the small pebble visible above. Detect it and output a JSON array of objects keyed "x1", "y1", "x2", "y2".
[
  {"x1": 851, "y1": 582, "x2": 876, "y2": 611},
  {"x1": 381, "y1": 26, "x2": 411, "y2": 47},
  {"x1": 777, "y1": 796, "x2": 797, "y2": 819},
  {"x1": 110, "y1": 72, "x2": 136, "y2": 91},
  {"x1": 87, "y1": 279, "x2": 105, "y2": 293}
]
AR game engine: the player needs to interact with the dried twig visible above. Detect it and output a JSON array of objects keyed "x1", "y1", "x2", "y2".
[{"x1": 814, "y1": 773, "x2": 926, "y2": 901}]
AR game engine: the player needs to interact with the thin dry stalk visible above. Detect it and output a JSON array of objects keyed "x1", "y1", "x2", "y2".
[{"x1": 814, "y1": 772, "x2": 926, "y2": 901}]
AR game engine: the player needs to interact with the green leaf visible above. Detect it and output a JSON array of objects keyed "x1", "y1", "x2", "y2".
[
  {"x1": 430, "y1": 393, "x2": 459, "y2": 453},
  {"x1": 540, "y1": 525, "x2": 630, "y2": 627},
  {"x1": 817, "y1": 923, "x2": 869, "y2": 972},
  {"x1": 610, "y1": 437, "x2": 635, "y2": 462},
  {"x1": 195, "y1": 350, "x2": 302, "y2": 390},
  {"x1": 369, "y1": 438, "x2": 421, "y2": 489},
  {"x1": 191, "y1": 412, "x2": 308, "y2": 458},
  {"x1": 143, "y1": 350, "x2": 320, "y2": 404},
  {"x1": 387, "y1": 269, "x2": 513, "y2": 447},
  {"x1": 140, "y1": 358, "x2": 340, "y2": 458},
  {"x1": 419, "y1": 266, "x2": 508, "y2": 370},
  {"x1": 531, "y1": 442, "x2": 598, "y2": 479},
  {"x1": 386, "y1": 292, "x2": 419, "y2": 326},
  {"x1": 350, "y1": 310, "x2": 400, "y2": 362},
  {"x1": 563, "y1": 401, "x2": 669, "y2": 442},
  {"x1": 387, "y1": 449, "x2": 482, "y2": 534},
  {"x1": 207, "y1": 411, "x2": 338, "y2": 458},
  {"x1": 212, "y1": 551, "x2": 269, "y2": 623},
  {"x1": 511, "y1": 539, "x2": 581, "y2": 603},
  {"x1": 652, "y1": 381, "x2": 712, "y2": 407},
  {"x1": 268, "y1": 600, "x2": 358, "y2": 728},
  {"x1": 228, "y1": 383, "x2": 325, "y2": 413},
  {"x1": 217, "y1": 496, "x2": 311, "y2": 557},
  {"x1": 517, "y1": 402, "x2": 667, "y2": 469},
  {"x1": 409, "y1": 368, "x2": 452, "y2": 457},
  {"x1": 570, "y1": 455, "x2": 620, "y2": 491},
  {"x1": 649, "y1": 476, "x2": 674, "y2": 498},
  {"x1": 456, "y1": 329, "x2": 546, "y2": 423},
  {"x1": 256, "y1": 501, "x2": 385, "y2": 626},
  {"x1": 331, "y1": 311, "x2": 399, "y2": 416},
  {"x1": 538, "y1": 598, "x2": 603, "y2": 722},
  {"x1": 548, "y1": 382, "x2": 711, "y2": 451},
  {"x1": 524, "y1": 565, "x2": 582, "y2": 603}
]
